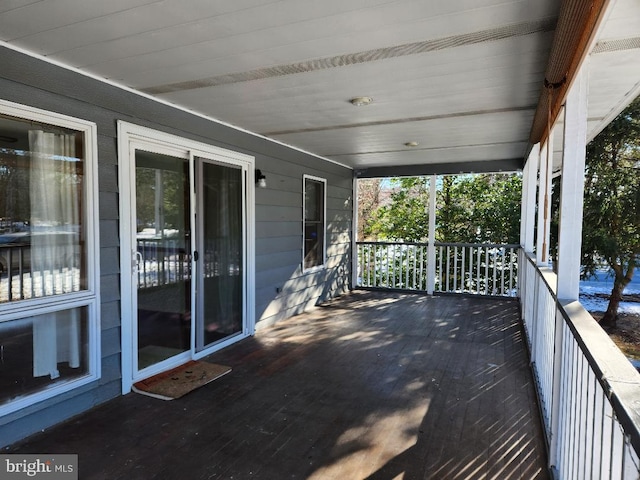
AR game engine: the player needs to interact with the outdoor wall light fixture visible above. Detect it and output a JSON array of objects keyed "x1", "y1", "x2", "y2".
[
  {"x1": 255, "y1": 169, "x2": 267, "y2": 188},
  {"x1": 404, "y1": 141, "x2": 419, "y2": 147}
]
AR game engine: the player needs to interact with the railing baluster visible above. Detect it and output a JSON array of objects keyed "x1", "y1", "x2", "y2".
[
  {"x1": 500, "y1": 247, "x2": 505, "y2": 295},
  {"x1": 405, "y1": 245, "x2": 410, "y2": 289},
  {"x1": 453, "y1": 246, "x2": 458, "y2": 292},
  {"x1": 484, "y1": 246, "x2": 489, "y2": 295},
  {"x1": 476, "y1": 247, "x2": 481, "y2": 295},
  {"x1": 385, "y1": 244, "x2": 390, "y2": 288},
  {"x1": 445, "y1": 246, "x2": 450, "y2": 292},
  {"x1": 373, "y1": 245, "x2": 377, "y2": 287},
  {"x1": 437, "y1": 246, "x2": 442, "y2": 292},
  {"x1": 509, "y1": 249, "x2": 514, "y2": 294},
  {"x1": 461, "y1": 246, "x2": 466, "y2": 293},
  {"x1": 7, "y1": 248, "x2": 13, "y2": 302},
  {"x1": 420, "y1": 244, "x2": 425, "y2": 290},
  {"x1": 412, "y1": 245, "x2": 417, "y2": 290},
  {"x1": 469, "y1": 246, "x2": 474, "y2": 294}
]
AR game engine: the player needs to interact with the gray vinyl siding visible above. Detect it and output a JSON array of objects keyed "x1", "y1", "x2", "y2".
[{"x1": 0, "y1": 46, "x2": 352, "y2": 446}]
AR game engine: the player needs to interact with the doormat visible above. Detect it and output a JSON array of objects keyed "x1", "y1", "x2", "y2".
[{"x1": 132, "y1": 360, "x2": 231, "y2": 400}]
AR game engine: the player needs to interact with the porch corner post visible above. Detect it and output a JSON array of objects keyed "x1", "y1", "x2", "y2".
[
  {"x1": 536, "y1": 128, "x2": 554, "y2": 267},
  {"x1": 426, "y1": 174, "x2": 437, "y2": 294},
  {"x1": 556, "y1": 65, "x2": 588, "y2": 301},
  {"x1": 352, "y1": 174, "x2": 359, "y2": 290},
  {"x1": 521, "y1": 143, "x2": 539, "y2": 253},
  {"x1": 549, "y1": 64, "x2": 589, "y2": 469}
]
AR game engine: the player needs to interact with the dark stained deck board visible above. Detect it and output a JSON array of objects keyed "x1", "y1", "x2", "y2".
[{"x1": 7, "y1": 291, "x2": 549, "y2": 479}]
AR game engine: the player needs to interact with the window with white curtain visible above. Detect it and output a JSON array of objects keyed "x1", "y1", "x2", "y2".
[
  {"x1": 0, "y1": 100, "x2": 99, "y2": 415},
  {"x1": 303, "y1": 175, "x2": 326, "y2": 271}
]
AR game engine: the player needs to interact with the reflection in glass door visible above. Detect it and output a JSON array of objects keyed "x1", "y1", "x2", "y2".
[
  {"x1": 196, "y1": 159, "x2": 244, "y2": 352},
  {"x1": 135, "y1": 151, "x2": 191, "y2": 371}
]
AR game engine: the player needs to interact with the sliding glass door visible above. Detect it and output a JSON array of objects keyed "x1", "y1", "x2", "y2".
[
  {"x1": 134, "y1": 150, "x2": 191, "y2": 372},
  {"x1": 195, "y1": 159, "x2": 245, "y2": 352},
  {"x1": 119, "y1": 122, "x2": 255, "y2": 389}
]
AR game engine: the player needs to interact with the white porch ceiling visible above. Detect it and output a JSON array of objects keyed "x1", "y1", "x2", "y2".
[{"x1": 0, "y1": 0, "x2": 638, "y2": 174}]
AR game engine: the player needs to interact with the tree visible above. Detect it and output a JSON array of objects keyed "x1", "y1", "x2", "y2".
[
  {"x1": 360, "y1": 173, "x2": 522, "y2": 244},
  {"x1": 437, "y1": 174, "x2": 521, "y2": 244},
  {"x1": 357, "y1": 178, "x2": 382, "y2": 241},
  {"x1": 581, "y1": 97, "x2": 640, "y2": 327},
  {"x1": 365, "y1": 177, "x2": 430, "y2": 242}
]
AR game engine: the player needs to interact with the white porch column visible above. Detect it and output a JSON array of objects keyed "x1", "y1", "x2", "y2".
[
  {"x1": 521, "y1": 143, "x2": 540, "y2": 253},
  {"x1": 352, "y1": 175, "x2": 359, "y2": 289},
  {"x1": 556, "y1": 68, "x2": 588, "y2": 301},
  {"x1": 536, "y1": 128, "x2": 554, "y2": 266},
  {"x1": 549, "y1": 65, "x2": 589, "y2": 470},
  {"x1": 426, "y1": 174, "x2": 437, "y2": 294}
]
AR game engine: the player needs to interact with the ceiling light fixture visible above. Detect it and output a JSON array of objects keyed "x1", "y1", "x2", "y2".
[
  {"x1": 404, "y1": 141, "x2": 419, "y2": 147},
  {"x1": 349, "y1": 96, "x2": 373, "y2": 106}
]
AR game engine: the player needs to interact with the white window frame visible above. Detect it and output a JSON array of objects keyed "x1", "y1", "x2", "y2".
[
  {"x1": 0, "y1": 99, "x2": 101, "y2": 417},
  {"x1": 302, "y1": 175, "x2": 327, "y2": 272}
]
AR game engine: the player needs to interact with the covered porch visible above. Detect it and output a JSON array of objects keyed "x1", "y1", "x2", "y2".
[
  {"x1": 8, "y1": 290, "x2": 547, "y2": 479},
  {"x1": 1, "y1": 0, "x2": 639, "y2": 477}
]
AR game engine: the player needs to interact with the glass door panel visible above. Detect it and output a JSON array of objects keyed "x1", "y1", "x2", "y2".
[
  {"x1": 135, "y1": 150, "x2": 191, "y2": 371},
  {"x1": 196, "y1": 159, "x2": 244, "y2": 352}
]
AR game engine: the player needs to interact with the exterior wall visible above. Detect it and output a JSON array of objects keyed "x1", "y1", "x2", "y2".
[{"x1": 0, "y1": 47, "x2": 352, "y2": 446}]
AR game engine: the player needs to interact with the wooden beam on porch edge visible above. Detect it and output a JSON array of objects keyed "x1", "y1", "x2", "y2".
[
  {"x1": 529, "y1": 0, "x2": 608, "y2": 145},
  {"x1": 354, "y1": 158, "x2": 523, "y2": 178}
]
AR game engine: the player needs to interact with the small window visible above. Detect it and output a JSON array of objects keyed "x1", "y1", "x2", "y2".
[{"x1": 303, "y1": 175, "x2": 326, "y2": 270}]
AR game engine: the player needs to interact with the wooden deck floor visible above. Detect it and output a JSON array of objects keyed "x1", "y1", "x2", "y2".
[{"x1": 8, "y1": 291, "x2": 549, "y2": 479}]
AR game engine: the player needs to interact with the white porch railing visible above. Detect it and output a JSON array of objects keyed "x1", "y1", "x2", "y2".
[
  {"x1": 136, "y1": 238, "x2": 191, "y2": 289},
  {"x1": 519, "y1": 250, "x2": 640, "y2": 479},
  {"x1": 0, "y1": 241, "x2": 81, "y2": 303},
  {"x1": 356, "y1": 241, "x2": 519, "y2": 296}
]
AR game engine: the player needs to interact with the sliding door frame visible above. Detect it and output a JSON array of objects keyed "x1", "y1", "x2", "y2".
[{"x1": 118, "y1": 121, "x2": 255, "y2": 394}]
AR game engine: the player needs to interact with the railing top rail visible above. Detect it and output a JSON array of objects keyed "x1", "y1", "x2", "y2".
[
  {"x1": 434, "y1": 242, "x2": 520, "y2": 249},
  {"x1": 356, "y1": 241, "x2": 428, "y2": 246},
  {"x1": 356, "y1": 241, "x2": 520, "y2": 249},
  {"x1": 0, "y1": 242, "x2": 29, "y2": 248}
]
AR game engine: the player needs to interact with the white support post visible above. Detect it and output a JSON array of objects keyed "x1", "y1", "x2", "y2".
[
  {"x1": 521, "y1": 143, "x2": 540, "y2": 253},
  {"x1": 536, "y1": 129, "x2": 554, "y2": 266},
  {"x1": 556, "y1": 69, "x2": 588, "y2": 301},
  {"x1": 426, "y1": 174, "x2": 437, "y2": 294},
  {"x1": 352, "y1": 175, "x2": 359, "y2": 290},
  {"x1": 549, "y1": 64, "x2": 589, "y2": 469}
]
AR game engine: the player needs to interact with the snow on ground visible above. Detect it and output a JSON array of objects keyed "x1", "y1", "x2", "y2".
[{"x1": 579, "y1": 267, "x2": 640, "y2": 314}]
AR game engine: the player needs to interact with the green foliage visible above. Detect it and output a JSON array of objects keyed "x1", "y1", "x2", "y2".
[
  {"x1": 366, "y1": 177, "x2": 430, "y2": 241},
  {"x1": 361, "y1": 174, "x2": 522, "y2": 244},
  {"x1": 136, "y1": 167, "x2": 186, "y2": 232},
  {"x1": 437, "y1": 174, "x2": 522, "y2": 244},
  {"x1": 580, "y1": 97, "x2": 640, "y2": 323},
  {"x1": 581, "y1": 98, "x2": 640, "y2": 276}
]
